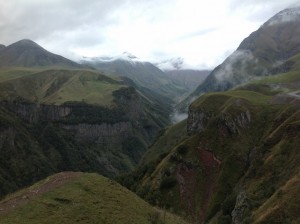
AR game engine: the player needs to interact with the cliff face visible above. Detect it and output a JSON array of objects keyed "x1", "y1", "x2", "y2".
[
  {"x1": 1, "y1": 102, "x2": 72, "y2": 122},
  {"x1": 62, "y1": 122, "x2": 133, "y2": 143},
  {"x1": 0, "y1": 87, "x2": 165, "y2": 198},
  {"x1": 187, "y1": 101, "x2": 251, "y2": 136},
  {"x1": 187, "y1": 109, "x2": 213, "y2": 135},
  {"x1": 127, "y1": 89, "x2": 300, "y2": 224}
]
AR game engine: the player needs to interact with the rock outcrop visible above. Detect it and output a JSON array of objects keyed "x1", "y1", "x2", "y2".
[
  {"x1": 187, "y1": 107, "x2": 251, "y2": 135},
  {"x1": 232, "y1": 191, "x2": 250, "y2": 224}
]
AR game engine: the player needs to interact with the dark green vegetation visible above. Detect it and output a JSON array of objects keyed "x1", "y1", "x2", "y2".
[
  {"x1": 180, "y1": 7, "x2": 300, "y2": 111},
  {"x1": 0, "y1": 172, "x2": 187, "y2": 224},
  {"x1": 0, "y1": 40, "x2": 174, "y2": 199},
  {"x1": 122, "y1": 66, "x2": 300, "y2": 223}
]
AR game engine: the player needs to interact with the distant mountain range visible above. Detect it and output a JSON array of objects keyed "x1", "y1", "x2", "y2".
[
  {"x1": 164, "y1": 69, "x2": 210, "y2": 93},
  {"x1": 81, "y1": 55, "x2": 191, "y2": 102}
]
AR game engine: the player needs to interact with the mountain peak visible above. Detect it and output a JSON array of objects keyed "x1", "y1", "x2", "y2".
[
  {"x1": 82, "y1": 52, "x2": 141, "y2": 64},
  {"x1": 264, "y1": 7, "x2": 300, "y2": 26},
  {"x1": 9, "y1": 39, "x2": 43, "y2": 49},
  {"x1": 0, "y1": 39, "x2": 82, "y2": 68},
  {"x1": 17, "y1": 39, "x2": 36, "y2": 44}
]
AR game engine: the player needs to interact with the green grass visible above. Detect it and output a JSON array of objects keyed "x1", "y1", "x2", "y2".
[
  {"x1": 43, "y1": 74, "x2": 122, "y2": 106},
  {"x1": 141, "y1": 120, "x2": 187, "y2": 164},
  {"x1": 0, "y1": 69, "x2": 124, "y2": 106},
  {"x1": 0, "y1": 173, "x2": 188, "y2": 224},
  {"x1": 0, "y1": 67, "x2": 40, "y2": 81},
  {"x1": 190, "y1": 89, "x2": 271, "y2": 111},
  {"x1": 252, "y1": 71, "x2": 300, "y2": 85},
  {"x1": 253, "y1": 172, "x2": 300, "y2": 223}
]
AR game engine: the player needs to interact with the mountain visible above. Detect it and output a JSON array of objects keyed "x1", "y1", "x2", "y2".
[
  {"x1": 0, "y1": 67, "x2": 172, "y2": 197},
  {"x1": 121, "y1": 54, "x2": 300, "y2": 223},
  {"x1": 0, "y1": 44, "x2": 5, "y2": 52},
  {"x1": 0, "y1": 172, "x2": 187, "y2": 224},
  {"x1": 0, "y1": 39, "x2": 83, "y2": 68},
  {"x1": 100, "y1": 8, "x2": 300, "y2": 222},
  {"x1": 183, "y1": 7, "x2": 300, "y2": 109},
  {"x1": 81, "y1": 54, "x2": 188, "y2": 102},
  {"x1": 0, "y1": 41, "x2": 175, "y2": 198},
  {"x1": 165, "y1": 69, "x2": 210, "y2": 94}
]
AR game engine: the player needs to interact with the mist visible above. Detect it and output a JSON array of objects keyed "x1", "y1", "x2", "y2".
[{"x1": 170, "y1": 110, "x2": 188, "y2": 124}]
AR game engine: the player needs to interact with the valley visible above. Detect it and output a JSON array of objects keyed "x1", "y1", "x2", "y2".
[{"x1": 0, "y1": 5, "x2": 300, "y2": 224}]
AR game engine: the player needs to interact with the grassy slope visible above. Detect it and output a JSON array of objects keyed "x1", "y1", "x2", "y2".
[
  {"x1": 126, "y1": 77, "x2": 300, "y2": 223},
  {"x1": 0, "y1": 68, "x2": 124, "y2": 106},
  {"x1": 141, "y1": 120, "x2": 187, "y2": 164},
  {"x1": 0, "y1": 67, "x2": 172, "y2": 198},
  {"x1": 0, "y1": 172, "x2": 187, "y2": 224}
]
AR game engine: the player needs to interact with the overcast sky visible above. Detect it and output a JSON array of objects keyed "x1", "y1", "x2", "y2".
[{"x1": 1, "y1": 0, "x2": 300, "y2": 69}]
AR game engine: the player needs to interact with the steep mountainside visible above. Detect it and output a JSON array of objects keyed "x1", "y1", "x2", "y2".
[
  {"x1": 0, "y1": 39, "x2": 83, "y2": 68},
  {"x1": 0, "y1": 45, "x2": 5, "y2": 51},
  {"x1": 0, "y1": 40, "x2": 175, "y2": 198},
  {"x1": 182, "y1": 7, "x2": 300, "y2": 110},
  {"x1": 165, "y1": 69, "x2": 210, "y2": 94},
  {"x1": 81, "y1": 54, "x2": 188, "y2": 102},
  {"x1": 121, "y1": 66, "x2": 300, "y2": 223},
  {"x1": 0, "y1": 172, "x2": 187, "y2": 224},
  {"x1": 0, "y1": 68, "x2": 171, "y2": 198}
]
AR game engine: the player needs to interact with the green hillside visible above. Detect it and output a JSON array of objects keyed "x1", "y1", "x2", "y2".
[
  {"x1": 0, "y1": 172, "x2": 187, "y2": 224},
  {"x1": 122, "y1": 77, "x2": 300, "y2": 223},
  {"x1": 0, "y1": 66, "x2": 174, "y2": 199},
  {"x1": 0, "y1": 69, "x2": 124, "y2": 106}
]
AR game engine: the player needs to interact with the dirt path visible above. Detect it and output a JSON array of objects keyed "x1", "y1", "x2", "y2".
[{"x1": 0, "y1": 172, "x2": 82, "y2": 214}]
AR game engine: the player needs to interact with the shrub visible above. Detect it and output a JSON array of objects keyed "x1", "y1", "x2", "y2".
[
  {"x1": 177, "y1": 144, "x2": 188, "y2": 154},
  {"x1": 159, "y1": 176, "x2": 177, "y2": 190},
  {"x1": 222, "y1": 193, "x2": 237, "y2": 215}
]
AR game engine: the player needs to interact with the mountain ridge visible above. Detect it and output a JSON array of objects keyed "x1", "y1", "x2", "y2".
[
  {"x1": 0, "y1": 39, "x2": 83, "y2": 69},
  {"x1": 81, "y1": 57, "x2": 188, "y2": 102},
  {"x1": 181, "y1": 7, "x2": 300, "y2": 111}
]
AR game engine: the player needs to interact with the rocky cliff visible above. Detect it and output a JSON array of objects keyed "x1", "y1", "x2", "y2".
[
  {"x1": 124, "y1": 88, "x2": 300, "y2": 223},
  {"x1": 0, "y1": 86, "x2": 165, "y2": 198}
]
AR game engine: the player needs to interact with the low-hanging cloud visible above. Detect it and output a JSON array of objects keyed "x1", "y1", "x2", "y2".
[
  {"x1": 170, "y1": 110, "x2": 188, "y2": 124},
  {"x1": 214, "y1": 50, "x2": 256, "y2": 82}
]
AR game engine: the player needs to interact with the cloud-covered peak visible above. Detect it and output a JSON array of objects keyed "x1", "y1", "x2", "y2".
[
  {"x1": 155, "y1": 57, "x2": 184, "y2": 71},
  {"x1": 264, "y1": 7, "x2": 300, "y2": 26},
  {"x1": 81, "y1": 52, "x2": 144, "y2": 64}
]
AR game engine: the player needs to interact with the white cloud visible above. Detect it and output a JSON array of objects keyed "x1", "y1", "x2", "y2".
[{"x1": 0, "y1": 0, "x2": 299, "y2": 69}]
